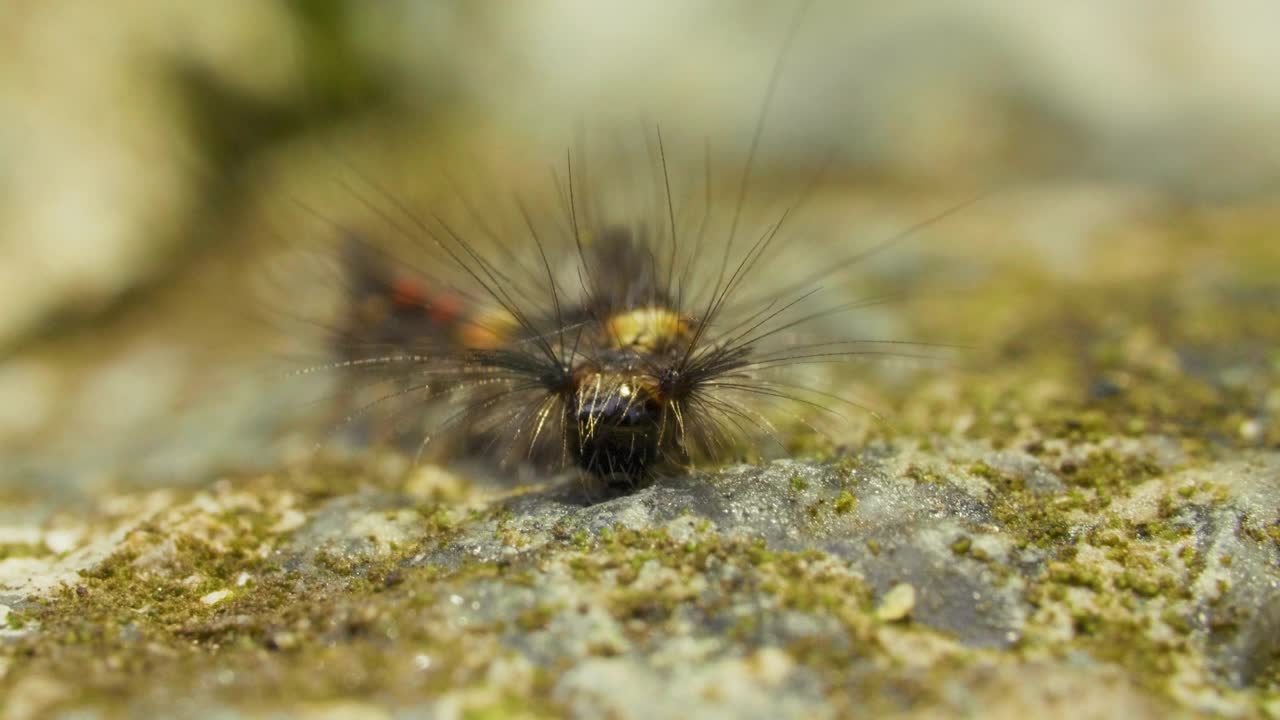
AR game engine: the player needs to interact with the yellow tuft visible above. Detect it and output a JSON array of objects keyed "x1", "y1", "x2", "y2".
[{"x1": 606, "y1": 307, "x2": 689, "y2": 352}]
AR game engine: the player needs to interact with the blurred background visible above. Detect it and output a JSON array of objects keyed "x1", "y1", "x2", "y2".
[{"x1": 2, "y1": 0, "x2": 1278, "y2": 498}]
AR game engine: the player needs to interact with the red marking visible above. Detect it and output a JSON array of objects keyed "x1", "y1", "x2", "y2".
[
  {"x1": 391, "y1": 275, "x2": 464, "y2": 326},
  {"x1": 391, "y1": 276, "x2": 426, "y2": 308},
  {"x1": 429, "y1": 293, "x2": 461, "y2": 325}
]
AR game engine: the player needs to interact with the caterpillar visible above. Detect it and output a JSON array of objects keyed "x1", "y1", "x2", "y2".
[{"x1": 278, "y1": 2, "x2": 963, "y2": 493}]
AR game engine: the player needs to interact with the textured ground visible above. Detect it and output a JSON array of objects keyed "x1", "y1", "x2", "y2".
[
  {"x1": 5, "y1": 446, "x2": 1279, "y2": 718},
  {"x1": 2, "y1": 188, "x2": 1278, "y2": 718}
]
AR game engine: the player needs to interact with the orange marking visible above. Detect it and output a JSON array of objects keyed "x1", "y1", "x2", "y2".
[{"x1": 459, "y1": 307, "x2": 516, "y2": 350}]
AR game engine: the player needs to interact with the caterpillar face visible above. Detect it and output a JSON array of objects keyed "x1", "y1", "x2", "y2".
[
  {"x1": 569, "y1": 364, "x2": 669, "y2": 482},
  {"x1": 566, "y1": 306, "x2": 692, "y2": 480}
]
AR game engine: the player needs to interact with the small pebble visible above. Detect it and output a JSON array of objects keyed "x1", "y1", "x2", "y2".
[
  {"x1": 1239, "y1": 419, "x2": 1262, "y2": 442},
  {"x1": 200, "y1": 589, "x2": 232, "y2": 606},
  {"x1": 269, "y1": 631, "x2": 299, "y2": 651},
  {"x1": 43, "y1": 528, "x2": 82, "y2": 555},
  {"x1": 876, "y1": 583, "x2": 917, "y2": 622}
]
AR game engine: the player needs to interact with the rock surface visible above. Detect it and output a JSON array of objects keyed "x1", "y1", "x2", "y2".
[{"x1": 2, "y1": 435, "x2": 1278, "y2": 718}]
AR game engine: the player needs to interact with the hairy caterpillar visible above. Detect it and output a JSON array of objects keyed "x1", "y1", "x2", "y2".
[{"x1": 277, "y1": 1, "x2": 964, "y2": 492}]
